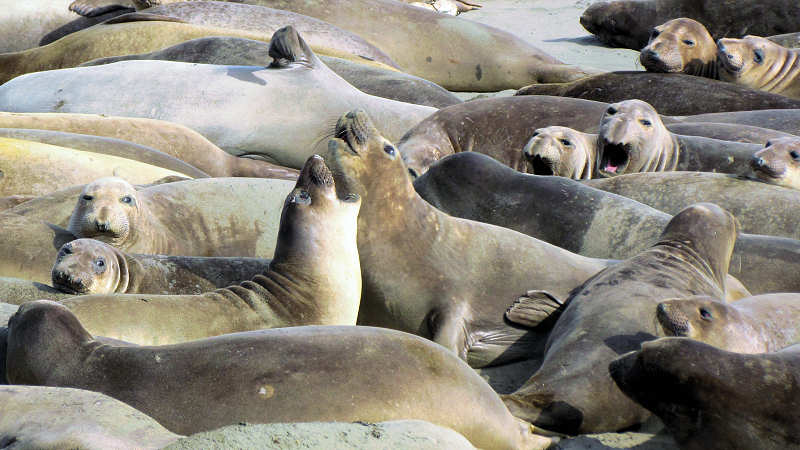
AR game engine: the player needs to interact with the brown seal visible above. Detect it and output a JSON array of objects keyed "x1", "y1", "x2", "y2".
[
  {"x1": 611, "y1": 337, "x2": 800, "y2": 450},
  {"x1": 522, "y1": 126, "x2": 596, "y2": 179},
  {"x1": 58, "y1": 156, "x2": 362, "y2": 345},
  {"x1": 664, "y1": 122, "x2": 797, "y2": 144},
  {"x1": 327, "y1": 109, "x2": 611, "y2": 368},
  {"x1": 640, "y1": 18, "x2": 718, "y2": 78},
  {"x1": 656, "y1": 293, "x2": 800, "y2": 353},
  {"x1": 502, "y1": 203, "x2": 738, "y2": 433},
  {"x1": 50, "y1": 238, "x2": 269, "y2": 295},
  {"x1": 718, "y1": 35, "x2": 800, "y2": 99},
  {"x1": 750, "y1": 137, "x2": 800, "y2": 190},
  {"x1": 5, "y1": 300, "x2": 554, "y2": 449}
]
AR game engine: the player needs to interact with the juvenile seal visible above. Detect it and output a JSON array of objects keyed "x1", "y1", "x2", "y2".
[
  {"x1": 58, "y1": 155, "x2": 362, "y2": 344},
  {"x1": 0, "y1": 277, "x2": 74, "y2": 305},
  {"x1": 327, "y1": 110, "x2": 611, "y2": 368},
  {"x1": 750, "y1": 137, "x2": 800, "y2": 190},
  {"x1": 611, "y1": 338, "x2": 800, "y2": 450},
  {"x1": 515, "y1": 72, "x2": 800, "y2": 115},
  {"x1": 66, "y1": 176, "x2": 294, "y2": 257},
  {"x1": 522, "y1": 126, "x2": 596, "y2": 179},
  {"x1": 640, "y1": 18, "x2": 718, "y2": 78},
  {"x1": 6, "y1": 300, "x2": 554, "y2": 450},
  {"x1": 657, "y1": 293, "x2": 800, "y2": 353},
  {"x1": 0, "y1": 27, "x2": 435, "y2": 169},
  {"x1": 502, "y1": 203, "x2": 738, "y2": 433},
  {"x1": 51, "y1": 239, "x2": 269, "y2": 295},
  {"x1": 717, "y1": 35, "x2": 800, "y2": 99}
]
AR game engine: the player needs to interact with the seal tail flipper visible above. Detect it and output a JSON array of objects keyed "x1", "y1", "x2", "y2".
[
  {"x1": 506, "y1": 290, "x2": 565, "y2": 328},
  {"x1": 269, "y1": 26, "x2": 320, "y2": 68},
  {"x1": 69, "y1": 0, "x2": 132, "y2": 17},
  {"x1": 102, "y1": 12, "x2": 187, "y2": 25}
]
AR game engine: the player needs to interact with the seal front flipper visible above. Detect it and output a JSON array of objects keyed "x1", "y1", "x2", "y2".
[
  {"x1": 505, "y1": 290, "x2": 565, "y2": 328},
  {"x1": 69, "y1": 0, "x2": 133, "y2": 17},
  {"x1": 102, "y1": 12, "x2": 187, "y2": 25},
  {"x1": 45, "y1": 223, "x2": 78, "y2": 250}
]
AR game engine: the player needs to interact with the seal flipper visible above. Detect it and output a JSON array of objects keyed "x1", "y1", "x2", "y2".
[
  {"x1": 505, "y1": 290, "x2": 565, "y2": 328},
  {"x1": 268, "y1": 26, "x2": 319, "y2": 68},
  {"x1": 45, "y1": 223, "x2": 78, "y2": 250},
  {"x1": 69, "y1": 0, "x2": 133, "y2": 17},
  {"x1": 102, "y1": 12, "x2": 187, "y2": 25}
]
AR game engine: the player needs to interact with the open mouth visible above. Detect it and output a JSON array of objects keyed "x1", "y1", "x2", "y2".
[
  {"x1": 528, "y1": 154, "x2": 555, "y2": 176},
  {"x1": 599, "y1": 141, "x2": 630, "y2": 175}
]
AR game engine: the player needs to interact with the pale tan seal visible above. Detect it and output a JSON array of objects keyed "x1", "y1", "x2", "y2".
[
  {"x1": 522, "y1": 126, "x2": 596, "y2": 179},
  {"x1": 750, "y1": 137, "x2": 800, "y2": 190},
  {"x1": 640, "y1": 18, "x2": 718, "y2": 78},
  {"x1": 718, "y1": 35, "x2": 800, "y2": 99},
  {"x1": 5, "y1": 300, "x2": 554, "y2": 449},
  {"x1": 0, "y1": 276, "x2": 74, "y2": 305}
]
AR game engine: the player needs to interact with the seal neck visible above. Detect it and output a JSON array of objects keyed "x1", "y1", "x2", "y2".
[
  {"x1": 759, "y1": 48, "x2": 800, "y2": 94},
  {"x1": 653, "y1": 239, "x2": 728, "y2": 291}
]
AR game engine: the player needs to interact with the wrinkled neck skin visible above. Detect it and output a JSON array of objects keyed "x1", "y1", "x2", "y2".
[
  {"x1": 635, "y1": 132, "x2": 680, "y2": 174},
  {"x1": 653, "y1": 238, "x2": 729, "y2": 295},
  {"x1": 757, "y1": 48, "x2": 800, "y2": 95},
  {"x1": 688, "y1": 59, "x2": 719, "y2": 79}
]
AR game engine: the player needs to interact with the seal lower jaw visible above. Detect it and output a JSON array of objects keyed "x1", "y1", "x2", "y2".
[
  {"x1": 527, "y1": 154, "x2": 556, "y2": 176},
  {"x1": 598, "y1": 141, "x2": 630, "y2": 176}
]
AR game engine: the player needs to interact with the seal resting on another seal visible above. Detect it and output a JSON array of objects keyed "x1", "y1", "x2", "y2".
[
  {"x1": 502, "y1": 203, "x2": 738, "y2": 433},
  {"x1": 611, "y1": 338, "x2": 800, "y2": 450},
  {"x1": 657, "y1": 293, "x2": 800, "y2": 353},
  {"x1": 5, "y1": 300, "x2": 555, "y2": 450},
  {"x1": 57, "y1": 155, "x2": 362, "y2": 344},
  {"x1": 50, "y1": 239, "x2": 269, "y2": 295},
  {"x1": 640, "y1": 18, "x2": 718, "y2": 78},
  {"x1": 522, "y1": 126, "x2": 596, "y2": 179},
  {"x1": 750, "y1": 137, "x2": 800, "y2": 190},
  {"x1": 717, "y1": 35, "x2": 800, "y2": 99}
]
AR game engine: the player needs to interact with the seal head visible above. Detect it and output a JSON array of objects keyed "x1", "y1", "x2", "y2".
[
  {"x1": 67, "y1": 178, "x2": 143, "y2": 248},
  {"x1": 51, "y1": 238, "x2": 128, "y2": 295},
  {"x1": 750, "y1": 137, "x2": 800, "y2": 190},
  {"x1": 522, "y1": 126, "x2": 595, "y2": 179},
  {"x1": 717, "y1": 35, "x2": 799, "y2": 94},
  {"x1": 640, "y1": 18, "x2": 718, "y2": 78}
]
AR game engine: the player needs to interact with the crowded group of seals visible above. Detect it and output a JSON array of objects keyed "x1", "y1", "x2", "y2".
[{"x1": 1, "y1": 0, "x2": 800, "y2": 448}]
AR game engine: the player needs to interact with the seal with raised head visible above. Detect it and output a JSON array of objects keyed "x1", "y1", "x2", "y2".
[
  {"x1": 413, "y1": 152, "x2": 800, "y2": 295},
  {"x1": 640, "y1": 18, "x2": 718, "y2": 78},
  {"x1": 718, "y1": 35, "x2": 800, "y2": 99},
  {"x1": 58, "y1": 155, "x2": 362, "y2": 344},
  {"x1": 0, "y1": 27, "x2": 434, "y2": 169},
  {"x1": 611, "y1": 337, "x2": 800, "y2": 450},
  {"x1": 522, "y1": 126, "x2": 596, "y2": 179},
  {"x1": 502, "y1": 203, "x2": 738, "y2": 433},
  {"x1": 50, "y1": 239, "x2": 270, "y2": 295},
  {"x1": 5, "y1": 300, "x2": 554, "y2": 450},
  {"x1": 657, "y1": 293, "x2": 800, "y2": 353},
  {"x1": 750, "y1": 137, "x2": 800, "y2": 190},
  {"x1": 327, "y1": 109, "x2": 611, "y2": 368}
]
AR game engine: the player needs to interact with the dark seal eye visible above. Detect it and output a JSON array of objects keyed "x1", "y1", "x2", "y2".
[
  {"x1": 559, "y1": 139, "x2": 572, "y2": 146},
  {"x1": 640, "y1": 119, "x2": 652, "y2": 126},
  {"x1": 384, "y1": 144, "x2": 396, "y2": 157},
  {"x1": 682, "y1": 39, "x2": 695, "y2": 46},
  {"x1": 120, "y1": 195, "x2": 133, "y2": 204},
  {"x1": 650, "y1": 29, "x2": 660, "y2": 38},
  {"x1": 607, "y1": 106, "x2": 617, "y2": 115},
  {"x1": 791, "y1": 150, "x2": 800, "y2": 160},
  {"x1": 754, "y1": 48, "x2": 764, "y2": 64},
  {"x1": 95, "y1": 258, "x2": 105, "y2": 268},
  {"x1": 299, "y1": 190, "x2": 310, "y2": 201},
  {"x1": 699, "y1": 308, "x2": 713, "y2": 321},
  {"x1": 82, "y1": 195, "x2": 93, "y2": 201},
  {"x1": 765, "y1": 141, "x2": 772, "y2": 147}
]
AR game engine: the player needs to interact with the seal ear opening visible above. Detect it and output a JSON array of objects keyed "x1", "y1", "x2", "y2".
[{"x1": 269, "y1": 26, "x2": 318, "y2": 68}]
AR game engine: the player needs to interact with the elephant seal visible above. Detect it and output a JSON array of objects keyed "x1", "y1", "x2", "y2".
[
  {"x1": 0, "y1": 27, "x2": 435, "y2": 169},
  {"x1": 580, "y1": 0, "x2": 800, "y2": 50},
  {"x1": 611, "y1": 338, "x2": 800, "y2": 450},
  {"x1": 0, "y1": 277, "x2": 74, "y2": 304},
  {"x1": 79, "y1": 36, "x2": 462, "y2": 108},
  {"x1": 585, "y1": 171, "x2": 800, "y2": 240},
  {"x1": 413, "y1": 152, "x2": 800, "y2": 295},
  {"x1": 40, "y1": 7, "x2": 135, "y2": 46},
  {"x1": 57, "y1": 155, "x2": 362, "y2": 344},
  {"x1": 0, "y1": 112, "x2": 297, "y2": 180},
  {"x1": 664, "y1": 122, "x2": 797, "y2": 144},
  {"x1": 50, "y1": 239, "x2": 269, "y2": 295},
  {"x1": 657, "y1": 293, "x2": 800, "y2": 353},
  {"x1": 640, "y1": 18, "x2": 718, "y2": 78},
  {"x1": 326, "y1": 110, "x2": 611, "y2": 368},
  {"x1": 6, "y1": 301, "x2": 554, "y2": 450},
  {"x1": 0, "y1": 385, "x2": 180, "y2": 449},
  {"x1": 522, "y1": 126, "x2": 596, "y2": 179},
  {"x1": 750, "y1": 137, "x2": 800, "y2": 190},
  {"x1": 0, "y1": 0, "x2": 76, "y2": 53},
  {"x1": 679, "y1": 109, "x2": 800, "y2": 135},
  {"x1": 0, "y1": 214, "x2": 78, "y2": 283},
  {"x1": 595, "y1": 100, "x2": 758, "y2": 177},
  {"x1": 0, "y1": 195, "x2": 33, "y2": 211},
  {"x1": 768, "y1": 32, "x2": 800, "y2": 49},
  {"x1": 502, "y1": 203, "x2": 738, "y2": 433},
  {"x1": 67, "y1": 176, "x2": 294, "y2": 256},
  {"x1": 515, "y1": 72, "x2": 800, "y2": 115},
  {"x1": 718, "y1": 35, "x2": 800, "y2": 99}
]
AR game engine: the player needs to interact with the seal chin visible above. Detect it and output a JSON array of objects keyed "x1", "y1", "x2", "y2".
[{"x1": 598, "y1": 141, "x2": 630, "y2": 176}]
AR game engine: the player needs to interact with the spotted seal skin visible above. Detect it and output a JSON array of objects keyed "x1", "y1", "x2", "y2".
[
  {"x1": 5, "y1": 300, "x2": 555, "y2": 450},
  {"x1": 749, "y1": 137, "x2": 800, "y2": 190},
  {"x1": 657, "y1": 293, "x2": 800, "y2": 353},
  {"x1": 718, "y1": 35, "x2": 800, "y2": 99},
  {"x1": 640, "y1": 18, "x2": 718, "y2": 78},
  {"x1": 522, "y1": 126, "x2": 596, "y2": 179},
  {"x1": 502, "y1": 203, "x2": 738, "y2": 433},
  {"x1": 611, "y1": 338, "x2": 800, "y2": 450}
]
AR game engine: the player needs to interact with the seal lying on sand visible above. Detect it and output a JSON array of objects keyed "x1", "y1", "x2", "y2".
[
  {"x1": 51, "y1": 239, "x2": 269, "y2": 295},
  {"x1": 718, "y1": 35, "x2": 800, "y2": 99},
  {"x1": 5, "y1": 301, "x2": 554, "y2": 450},
  {"x1": 611, "y1": 338, "x2": 800, "y2": 450},
  {"x1": 640, "y1": 18, "x2": 718, "y2": 78},
  {"x1": 327, "y1": 110, "x2": 611, "y2": 368},
  {"x1": 750, "y1": 137, "x2": 800, "y2": 190},
  {"x1": 58, "y1": 156, "x2": 362, "y2": 344},
  {"x1": 0, "y1": 27, "x2": 434, "y2": 169},
  {"x1": 0, "y1": 277, "x2": 74, "y2": 305},
  {"x1": 503, "y1": 203, "x2": 738, "y2": 434}
]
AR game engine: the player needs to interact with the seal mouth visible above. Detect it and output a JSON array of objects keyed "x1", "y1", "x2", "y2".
[
  {"x1": 51, "y1": 271, "x2": 90, "y2": 295},
  {"x1": 639, "y1": 50, "x2": 674, "y2": 73},
  {"x1": 299, "y1": 155, "x2": 335, "y2": 187},
  {"x1": 528, "y1": 154, "x2": 556, "y2": 176},
  {"x1": 750, "y1": 157, "x2": 785, "y2": 180},
  {"x1": 656, "y1": 303, "x2": 690, "y2": 336},
  {"x1": 332, "y1": 110, "x2": 370, "y2": 157},
  {"x1": 598, "y1": 141, "x2": 630, "y2": 176}
]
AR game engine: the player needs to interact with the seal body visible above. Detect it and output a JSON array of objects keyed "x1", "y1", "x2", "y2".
[
  {"x1": 503, "y1": 203, "x2": 738, "y2": 433},
  {"x1": 665, "y1": 122, "x2": 797, "y2": 144},
  {"x1": 679, "y1": 109, "x2": 800, "y2": 135},
  {"x1": 0, "y1": 213, "x2": 78, "y2": 284},
  {"x1": 640, "y1": 18, "x2": 718, "y2": 78},
  {"x1": 750, "y1": 137, "x2": 800, "y2": 190},
  {"x1": 611, "y1": 338, "x2": 800, "y2": 450},
  {"x1": 718, "y1": 36, "x2": 800, "y2": 99},
  {"x1": 5, "y1": 301, "x2": 552, "y2": 450},
  {"x1": 0, "y1": 0, "x2": 76, "y2": 53},
  {"x1": 0, "y1": 277, "x2": 74, "y2": 305}
]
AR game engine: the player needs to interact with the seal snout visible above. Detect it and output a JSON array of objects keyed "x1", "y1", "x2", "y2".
[
  {"x1": 656, "y1": 301, "x2": 691, "y2": 337},
  {"x1": 51, "y1": 269, "x2": 90, "y2": 295},
  {"x1": 299, "y1": 154, "x2": 335, "y2": 187},
  {"x1": 334, "y1": 109, "x2": 372, "y2": 155}
]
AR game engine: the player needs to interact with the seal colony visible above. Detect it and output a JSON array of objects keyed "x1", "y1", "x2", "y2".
[{"x1": 3, "y1": 0, "x2": 800, "y2": 447}]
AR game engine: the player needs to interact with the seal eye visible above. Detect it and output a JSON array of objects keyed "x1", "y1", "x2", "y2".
[
  {"x1": 639, "y1": 119, "x2": 652, "y2": 126},
  {"x1": 299, "y1": 190, "x2": 310, "y2": 201},
  {"x1": 765, "y1": 141, "x2": 772, "y2": 147},
  {"x1": 120, "y1": 195, "x2": 133, "y2": 205},
  {"x1": 94, "y1": 258, "x2": 106, "y2": 271},
  {"x1": 650, "y1": 29, "x2": 660, "y2": 38},
  {"x1": 384, "y1": 144, "x2": 396, "y2": 157},
  {"x1": 754, "y1": 49, "x2": 764, "y2": 64},
  {"x1": 559, "y1": 139, "x2": 572, "y2": 146},
  {"x1": 607, "y1": 106, "x2": 617, "y2": 115},
  {"x1": 699, "y1": 308, "x2": 713, "y2": 321},
  {"x1": 682, "y1": 39, "x2": 695, "y2": 46},
  {"x1": 531, "y1": 132, "x2": 539, "y2": 137},
  {"x1": 82, "y1": 195, "x2": 93, "y2": 201},
  {"x1": 790, "y1": 150, "x2": 800, "y2": 160}
]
